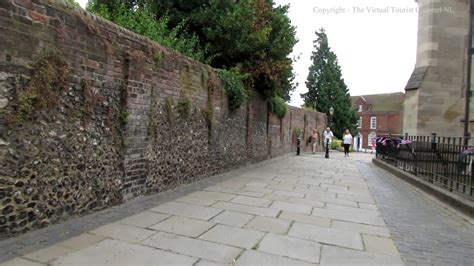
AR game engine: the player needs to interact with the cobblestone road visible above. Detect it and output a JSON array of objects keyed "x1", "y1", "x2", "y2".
[
  {"x1": 357, "y1": 159, "x2": 474, "y2": 265},
  {"x1": 1, "y1": 152, "x2": 473, "y2": 265}
]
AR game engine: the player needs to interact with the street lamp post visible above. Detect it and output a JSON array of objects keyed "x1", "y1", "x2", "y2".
[
  {"x1": 325, "y1": 106, "x2": 334, "y2": 159},
  {"x1": 329, "y1": 106, "x2": 334, "y2": 128}
]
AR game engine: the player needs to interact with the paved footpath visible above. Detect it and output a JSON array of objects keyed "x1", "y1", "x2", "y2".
[{"x1": 0, "y1": 152, "x2": 472, "y2": 265}]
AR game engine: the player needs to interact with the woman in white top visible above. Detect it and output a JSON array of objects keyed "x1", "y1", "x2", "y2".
[{"x1": 342, "y1": 129, "x2": 353, "y2": 157}]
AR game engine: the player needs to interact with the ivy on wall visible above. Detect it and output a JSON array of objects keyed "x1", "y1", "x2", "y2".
[
  {"x1": 271, "y1": 96, "x2": 288, "y2": 119},
  {"x1": 216, "y1": 69, "x2": 248, "y2": 112}
]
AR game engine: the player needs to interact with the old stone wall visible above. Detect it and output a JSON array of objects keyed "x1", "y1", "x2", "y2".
[
  {"x1": 0, "y1": 0, "x2": 326, "y2": 238},
  {"x1": 404, "y1": 0, "x2": 469, "y2": 137}
]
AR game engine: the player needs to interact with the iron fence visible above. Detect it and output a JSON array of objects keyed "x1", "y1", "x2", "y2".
[{"x1": 376, "y1": 133, "x2": 474, "y2": 198}]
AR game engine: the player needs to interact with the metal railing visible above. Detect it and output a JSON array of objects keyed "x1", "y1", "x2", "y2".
[{"x1": 376, "y1": 133, "x2": 474, "y2": 198}]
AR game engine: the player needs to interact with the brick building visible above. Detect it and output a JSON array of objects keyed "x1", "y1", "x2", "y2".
[{"x1": 351, "y1": 92, "x2": 405, "y2": 151}]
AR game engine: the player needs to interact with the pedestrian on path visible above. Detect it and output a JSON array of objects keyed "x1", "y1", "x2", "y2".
[
  {"x1": 323, "y1": 127, "x2": 333, "y2": 148},
  {"x1": 343, "y1": 129, "x2": 353, "y2": 157},
  {"x1": 311, "y1": 129, "x2": 319, "y2": 154}
]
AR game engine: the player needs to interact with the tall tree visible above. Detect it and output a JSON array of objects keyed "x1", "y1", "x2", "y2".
[{"x1": 301, "y1": 29, "x2": 357, "y2": 138}]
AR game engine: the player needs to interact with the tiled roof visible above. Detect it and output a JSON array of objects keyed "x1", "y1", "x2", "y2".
[
  {"x1": 405, "y1": 66, "x2": 429, "y2": 90},
  {"x1": 351, "y1": 92, "x2": 404, "y2": 112}
]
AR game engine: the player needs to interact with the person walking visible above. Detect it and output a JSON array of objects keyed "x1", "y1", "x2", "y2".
[
  {"x1": 342, "y1": 129, "x2": 353, "y2": 157},
  {"x1": 323, "y1": 127, "x2": 333, "y2": 148},
  {"x1": 311, "y1": 129, "x2": 319, "y2": 154}
]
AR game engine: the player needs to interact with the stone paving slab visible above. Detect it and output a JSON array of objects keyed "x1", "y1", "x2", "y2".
[
  {"x1": 195, "y1": 259, "x2": 227, "y2": 266},
  {"x1": 272, "y1": 190, "x2": 306, "y2": 198},
  {"x1": 287, "y1": 197, "x2": 326, "y2": 208},
  {"x1": 320, "y1": 244, "x2": 404, "y2": 266},
  {"x1": 289, "y1": 222, "x2": 364, "y2": 250},
  {"x1": 230, "y1": 195, "x2": 272, "y2": 207},
  {"x1": 311, "y1": 207, "x2": 386, "y2": 226},
  {"x1": 23, "y1": 245, "x2": 73, "y2": 264},
  {"x1": 235, "y1": 250, "x2": 315, "y2": 266},
  {"x1": 243, "y1": 186, "x2": 274, "y2": 194},
  {"x1": 90, "y1": 223, "x2": 156, "y2": 243},
  {"x1": 362, "y1": 234, "x2": 400, "y2": 256},
  {"x1": 175, "y1": 191, "x2": 236, "y2": 206},
  {"x1": 270, "y1": 201, "x2": 313, "y2": 214},
  {"x1": 142, "y1": 232, "x2": 242, "y2": 263},
  {"x1": 245, "y1": 216, "x2": 291, "y2": 234},
  {"x1": 149, "y1": 216, "x2": 215, "y2": 238},
  {"x1": 358, "y1": 202, "x2": 378, "y2": 211},
  {"x1": 279, "y1": 211, "x2": 331, "y2": 227},
  {"x1": 199, "y1": 224, "x2": 265, "y2": 249},
  {"x1": 56, "y1": 233, "x2": 106, "y2": 251},
  {"x1": 325, "y1": 203, "x2": 381, "y2": 217},
  {"x1": 51, "y1": 239, "x2": 197, "y2": 266},
  {"x1": 117, "y1": 211, "x2": 170, "y2": 228},
  {"x1": 308, "y1": 196, "x2": 359, "y2": 208},
  {"x1": 210, "y1": 211, "x2": 255, "y2": 227},
  {"x1": 331, "y1": 220, "x2": 390, "y2": 237},
  {"x1": 257, "y1": 233, "x2": 321, "y2": 263},
  {"x1": 149, "y1": 201, "x2": 222, "y2": 220},
  {"x1": 0, "y1": 258, "x2": 44, "y2": 266},
  {"x1": 212, "y1": 202, "x2": 279, "y2": 217}
]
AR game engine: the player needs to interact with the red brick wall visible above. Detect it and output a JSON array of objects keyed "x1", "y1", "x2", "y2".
[{"x1": 357, "y1": 112, "x2": 403, "y2": 148}]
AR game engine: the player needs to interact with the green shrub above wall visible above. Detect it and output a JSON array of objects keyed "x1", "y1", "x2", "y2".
[
  {"x1": 216, "y1": 69, "x2": 249, "y2": 112},
  {"x1": 293, "y1": 127, "x2": 302, "y2": 138},
  {"x1": 271, "y1": 96, "x2": 288, "y2": 118}
]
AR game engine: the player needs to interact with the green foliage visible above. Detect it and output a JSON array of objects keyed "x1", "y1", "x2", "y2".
[
  {"x1": 17, "y1": 92, "x2": 37, "y2": 120},
  {"x1": 153, "y1": 51, "x2": 163, "y2": 66},
  {"x1": 119, "y1": 110, "x2": 129, "y2": 125},
  {"x1": 93, "y1": 0, "x2": 298, "y2": 101},
  {"x1": 177, "y1": 97, "x2": 191, "y2": 118},
  {"x1": 7, "y1": 52, "x2": 69, "y2": 126},
  {"x1": 87, "y1": 1, "x2": 205, "y2": 62},
  {"x1": 92, "y1": 177, "x2": 102, "y2": 192},
  {"x1": 216, "y1": 69, "x2": 249, "y2": 112},
  {"x1": 164, "y1": 97, "x2": 176, "y2": 125},
  {"x1": 293, "y1": 127, "x2": 302, "y2": 138},
  {"x1": 331, "y1": 139, "x2": 342, "y2": 150},
  {"x1": 271, "y1": 96, "x2": 288, "y2": 119},
  {"x1": 65, "y1": 0, "x2": 79, "y2": 7},
  {"x1": 301, "y1": 29, "x2": 358, "y2": 138}
]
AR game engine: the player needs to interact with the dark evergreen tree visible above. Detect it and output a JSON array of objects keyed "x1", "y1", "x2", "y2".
[{"x1": 301, "y1": 29, "x2": 358, "y2": 138}]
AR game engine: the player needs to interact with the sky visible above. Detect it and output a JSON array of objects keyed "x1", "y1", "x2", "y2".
[{"x1": 76, "y1": 0, "x2": 419, "y2": 107}]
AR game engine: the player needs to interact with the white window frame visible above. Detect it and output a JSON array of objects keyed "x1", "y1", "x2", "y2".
[
  {"x1": 368, "y1": 132, "x2": 376, "y2": 147},
  {"x1": 358, "y1": 105, "x2": 362, "y2": 112},
  {"x1": 357, "y1": 117, "x2": 362, "y2": 129},
  {"x1": 370, "y1": 117, "x2": 377, "y2": 129}
]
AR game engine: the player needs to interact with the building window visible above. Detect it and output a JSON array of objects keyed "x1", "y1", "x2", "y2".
[
  {"x1": 368, "y1": 132, "x2": 376, "y2": 147},
  {"x1": 358, "y1": 105, "x2": 362, "y2": 112},
  {"x1": 357, "y1": 117, "x2": 362, "y2": 128},
  {"x1": 370, "y1": 117, "x2": 377, "y2": 129}
]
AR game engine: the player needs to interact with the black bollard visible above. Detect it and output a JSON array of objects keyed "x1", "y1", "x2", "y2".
[
  {"x1": 296, "y1": 138, "x2": 301, "y2": 155},
  {"x1": 325, "y1": 139, "x2": 329, "y2": 158}
]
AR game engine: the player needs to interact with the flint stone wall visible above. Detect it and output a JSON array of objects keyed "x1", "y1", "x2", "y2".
[{"x1": 0, "y1": 0, "x2": 326, "y2": 238}]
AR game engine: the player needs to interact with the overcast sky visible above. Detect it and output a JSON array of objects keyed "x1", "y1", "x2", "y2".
[{"x1": 77, "y1": 0, "x2": 418, "y2": 107}]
